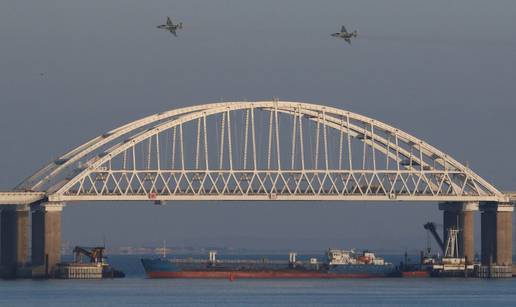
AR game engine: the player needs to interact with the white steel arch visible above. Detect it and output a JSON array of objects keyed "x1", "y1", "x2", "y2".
[
  {"x1": 16, "y1": 103, "x2": 234, "y2": 191},
  {"x1": 14, "y1": 101, "x2": 507, "y2": 203}
]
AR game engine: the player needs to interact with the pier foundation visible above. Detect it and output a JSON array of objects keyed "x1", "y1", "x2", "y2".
[
  {"x1": 0, "y1": 205, "x2": 29, "y2": 278},
  {"x1": 439, "y1": 202, "x2": 477, "y2": 263},
  {"x1": 480, "y1": 202, "x2": 513, "y2": 266},
  {"x1": 31, "y1": 202, "x2": 64, "y2": 278}
]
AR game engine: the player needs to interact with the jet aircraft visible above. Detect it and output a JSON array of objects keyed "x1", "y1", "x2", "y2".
[
  {"x1": 157, "y1": 17, "x2": 183, "y2": 36},
  {"x1": 331, "y1": 26, "x2": 358, "y2": 45}
]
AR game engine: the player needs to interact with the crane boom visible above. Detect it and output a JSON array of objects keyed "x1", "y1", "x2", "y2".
[
  {"x1": 423, "y1": 222, "x2": 445, "y2": 253},
  {"x1": 73, "y1": 246, "x2": 105, "y2": 263}
]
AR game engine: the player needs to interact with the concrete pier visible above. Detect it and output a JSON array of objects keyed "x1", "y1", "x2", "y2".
[
  {"x1": 31, "y1": 202, "x2": 64, "y2": 278},
  {"x1": 0, "y1": 205, "x2": 29, "y2": 277},
  {"x1": 439, "y1": 202, "x2": 478, "y2": 263},
  {"x1": 480, "y1": 202, "x2": 513, "y2": 266}
]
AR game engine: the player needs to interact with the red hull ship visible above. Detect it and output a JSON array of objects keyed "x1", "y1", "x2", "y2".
[
  {"x1": 147, "y1": 271, "x2": 386, "y2": 279},
  {"x1": 142, "y1": 249, "x2": 401, "y2": 279}
]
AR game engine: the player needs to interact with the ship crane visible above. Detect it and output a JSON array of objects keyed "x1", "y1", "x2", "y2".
[
  {"x1": 423, "y1": 222, "x2": 445, "y2": 253},
  {"x1": 73, "y1": 246, "x2": 106, "y2": 264}
]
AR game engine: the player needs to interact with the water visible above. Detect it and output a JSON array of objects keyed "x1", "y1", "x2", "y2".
[{"x1": 1, "y1": 255, "x2": 516, "y2": 306}]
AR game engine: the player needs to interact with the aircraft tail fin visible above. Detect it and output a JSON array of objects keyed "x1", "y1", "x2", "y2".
[
  {"x1": 352, "y1": 30, "x2": 358, "y2": 37},
  {"x1": 178, "y1": 22, "x2": 183, "y2": 29}
]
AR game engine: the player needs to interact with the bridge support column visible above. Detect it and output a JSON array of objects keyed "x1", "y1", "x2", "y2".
[
  {"x1": 480, "y1": 202, "x2": 513, "y2": 266},
  {"x1": 31, "y1": 202, "x2": 64, "y2": 278},
  {"x1": 0, "y1": 205, "x2": 29, "y2": 278},
  {"x1": 439, "y1": 202, "x2": 478, "y2": 263}
]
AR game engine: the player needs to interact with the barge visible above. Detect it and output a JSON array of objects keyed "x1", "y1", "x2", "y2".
[{"x1": 56, "y1": 246, "x2": 125, "y2": 279}]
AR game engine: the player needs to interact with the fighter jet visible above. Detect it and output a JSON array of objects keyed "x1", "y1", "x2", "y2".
[
  {"x1": 331, "y1": 26, "x2": 358, "y2": 45},
  {"x1": 157, "y1": 17, "x2": 183, "y2": 36}
]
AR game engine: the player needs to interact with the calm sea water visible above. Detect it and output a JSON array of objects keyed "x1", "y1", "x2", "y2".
[{"x1": 1, "y1": 255, "x2": 516, "y2": 306}]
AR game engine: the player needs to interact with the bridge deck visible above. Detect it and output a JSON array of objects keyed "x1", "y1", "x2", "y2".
[
  {"x1": 505, "y1": 192, "x2": 516, "y2": 203},
  {"x1": 0, "y1": 192, "x2": 46, "y2": 205},
  {"x1": 0, "y1": 192, "x2": 514, "y2": 206}
]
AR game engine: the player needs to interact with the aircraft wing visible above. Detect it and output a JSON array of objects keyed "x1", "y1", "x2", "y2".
[
  {"x1": 166, "y1": 17, "x2": 173, "y2": 26},
  {"x1": 341, "y1": 25, "x2": 347, "y2": 33},
  {"x1": 169, "y1": 29, "x2": 177, "y2": 37},
  {"x1": 345, "y1": 38, "x2": 351, "y2": 45}
]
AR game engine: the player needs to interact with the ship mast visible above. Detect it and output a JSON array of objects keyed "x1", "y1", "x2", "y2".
[{"x1": 444, "y1": 228, "x2": 460, "y2": 258}]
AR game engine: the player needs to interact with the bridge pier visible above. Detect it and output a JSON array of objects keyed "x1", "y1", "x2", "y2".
[
  {"x1": 439, "y1": 202, "x2": 477, "y2": 263},
  {"x1": 480, "y1": 202, "x2": 513, "y2": 266},
  {"x1": 0, "y1": 205, "x2": 29, "y2": 278},
  {"x1": 31, "y1": 202, "x2": 64, "y2": 278}
]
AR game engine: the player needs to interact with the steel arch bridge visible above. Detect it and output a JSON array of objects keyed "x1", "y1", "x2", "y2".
[{"x1": 7, "y1": 100, "x2": 509, "y2": 204}]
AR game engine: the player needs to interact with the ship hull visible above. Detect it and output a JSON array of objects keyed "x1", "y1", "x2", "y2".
[
  {"x1": 141, "y1": 258, "x2": 400, "y2": 279},
  {"x1": 147, "y1": 271, "x2": 391, "y2": 279}
]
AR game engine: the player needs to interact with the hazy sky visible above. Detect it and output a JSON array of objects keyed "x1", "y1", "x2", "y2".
[{"x1": 1, "y1": 0, "x2": 515, "y2": 252}]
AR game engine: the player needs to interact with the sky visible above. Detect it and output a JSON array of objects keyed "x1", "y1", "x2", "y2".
[{"x1": 0, "y1": 0, "x2": 515, "y2": 253}]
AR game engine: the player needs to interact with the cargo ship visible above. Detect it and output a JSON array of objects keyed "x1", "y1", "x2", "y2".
[{"x1": 141, "y1": 249, "x2": 400, "y2": 279}]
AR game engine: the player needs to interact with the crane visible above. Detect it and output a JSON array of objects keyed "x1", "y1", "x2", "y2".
[
  {"x1": 73, "y1": 246, "x2": 106, "y2": 264},
  {"x1": 72, "y1": 246, "x2": 125, "y2": 278},
  {"x1": 423, "y1": 222, "x2": 445, "y2": 253}
]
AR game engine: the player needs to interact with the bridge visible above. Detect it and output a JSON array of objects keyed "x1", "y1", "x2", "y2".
[{"x1": 0, "y1": 100, "x2": 513, "y2": 277}]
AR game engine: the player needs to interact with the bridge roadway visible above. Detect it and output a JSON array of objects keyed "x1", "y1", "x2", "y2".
[
  {"x1": 0, "y1": 192, "x2": 46, "y2": 205},
  {"x1": 1, "y1": 191, "x2": 515, "y2": 205},
  {"x1": 0, "y1": 100, "x2": 514, "y2": 278}
]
